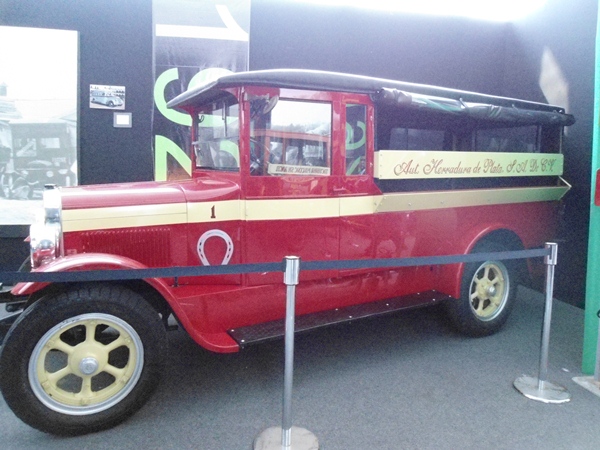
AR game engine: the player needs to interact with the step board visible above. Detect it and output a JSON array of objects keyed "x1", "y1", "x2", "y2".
[{"x1": 227, "y1": 290, "x2": 452, "y2": 348}]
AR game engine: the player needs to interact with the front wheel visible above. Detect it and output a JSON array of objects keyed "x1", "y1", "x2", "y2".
[
  {"x1": 445, "y1": 242, "x2": 520, "y2": 336},
  {"x1": 0, "y1": 284, "x2": 167, "y2": 435}
]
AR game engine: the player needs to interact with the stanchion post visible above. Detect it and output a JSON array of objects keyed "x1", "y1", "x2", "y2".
[
  {"x1": 253, "y1": 257, "x2": 319, "y2": 450},
  {"x1": 514, "y1": 243, "x2": 571, "y2": 403},
  {"x1": 537, "y1": 242, "x2": 557, "y2": 389},
  {"x1": 282, "y1": 256, "x2": 300, "y2": 448}
]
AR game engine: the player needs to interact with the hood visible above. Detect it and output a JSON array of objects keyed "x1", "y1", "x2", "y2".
[
  {"x1": 60, "y1": 178, "x2": 240, "y2": 210},
  {"x1": 58, "y1": 178, "x2": 241, "y2": 233}
]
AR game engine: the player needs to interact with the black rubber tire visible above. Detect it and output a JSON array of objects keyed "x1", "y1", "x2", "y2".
[
  {"x1": 444, "y1": 241, "x2": 519, "y2": 337},
  {"x1": 0, "y1": 284, "x2": 167, "y2": 435}
]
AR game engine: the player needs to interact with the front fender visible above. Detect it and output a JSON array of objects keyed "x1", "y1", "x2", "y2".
[
  {"x1": 10, "y1": 253, "x2": 241, "y2": 353},
  {"x1": 11, "y1": 253, "x2": 174, "y2": 300}
]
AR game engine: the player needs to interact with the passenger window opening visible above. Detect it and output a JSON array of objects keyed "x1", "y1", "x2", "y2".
[
  {"x1": 475, "y1": 125, "x2": 540, "y2": 153},
  {"x1": 376, "y1": 106, "x2": 549, "y2": 155},
  {"x1": 250, "y1": 99, "x2": 332, "y2": 176},
  {"x1": 345, "y1": 104, "x2": 367, "y2": 175},
  {"x1": 388, "y1": 127, "x2": 447, "y2": 151}
]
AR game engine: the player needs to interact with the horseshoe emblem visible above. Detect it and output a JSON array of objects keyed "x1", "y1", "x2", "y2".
[{"x1": 197, "y1": 230, "x2": 234, "y2": 266}]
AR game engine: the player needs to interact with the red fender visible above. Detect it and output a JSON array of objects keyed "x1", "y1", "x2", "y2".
[
  {"x1": 11, "y1": 253, "x2": 173, "y2": 298},
  {"x1": 437, "y1": 224, "x2": 521, "y2": 299},
  {"x1": 11, "y1": 253, "x2": 240, "y2": 353}
]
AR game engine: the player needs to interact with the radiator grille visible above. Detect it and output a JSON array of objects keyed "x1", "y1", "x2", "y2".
[{"x1": 80, "y1": 227, "x2": 172, "y2": 267}]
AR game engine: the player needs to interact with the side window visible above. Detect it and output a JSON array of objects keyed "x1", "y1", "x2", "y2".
[
  {"x1": 389, "y1": 127, "x2": 446, "y2": 150},
  {"x1": 345, "y1": 104, "x2": 367, "y2": 175},
  {"x1": 250, "y1": 99, "x2": 331, "y2": 176},
  {"x1": 475, "y1": 125, "x2": 540, "y2": 153}
]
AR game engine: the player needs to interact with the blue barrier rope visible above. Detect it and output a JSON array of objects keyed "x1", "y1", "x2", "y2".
[{"x1": 0, "y1": 247, "x2": 550, "y2": 285}]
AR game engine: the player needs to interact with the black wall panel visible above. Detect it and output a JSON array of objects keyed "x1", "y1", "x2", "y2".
[
  {"x1": 249, "y1": 1, "x2": 510, "y2": 95},
  {"x1": 508, "y1": 0, "x2": 598, "y2": 304}
]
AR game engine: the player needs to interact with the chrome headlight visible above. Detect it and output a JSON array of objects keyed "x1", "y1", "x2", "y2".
[{"x1": 30, "y1": 185, "x2": 63, "y2": 268}]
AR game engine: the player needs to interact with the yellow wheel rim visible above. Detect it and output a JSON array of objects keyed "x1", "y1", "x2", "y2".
[
  {"x1": 29, "y1": 313, "x2": 144, "y2": 415},
  {"x1": 469, "y1": 260, "x2": 510, "y2": 321}
]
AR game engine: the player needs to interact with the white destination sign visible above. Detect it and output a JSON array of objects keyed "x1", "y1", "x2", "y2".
[{"x1": 267, "y1": 163, "x2": 330, "y2": 176}]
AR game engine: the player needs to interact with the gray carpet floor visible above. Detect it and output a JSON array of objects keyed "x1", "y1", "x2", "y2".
[{"x1": 2, "y1": 286, "x2": 599, "y2": 449}]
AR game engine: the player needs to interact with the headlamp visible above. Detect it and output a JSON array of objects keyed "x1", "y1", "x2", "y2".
[{"x1": 30, "y1": 185, "x2": 63, "y2": 268}]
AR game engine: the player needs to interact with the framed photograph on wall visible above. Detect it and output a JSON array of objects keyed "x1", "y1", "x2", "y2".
[
  {"x1": 89, "y1": 84, "x2": 125, "y2": 110},
  {"x1": 0, "y1": 26, "x2": 78, "y2": 225}
]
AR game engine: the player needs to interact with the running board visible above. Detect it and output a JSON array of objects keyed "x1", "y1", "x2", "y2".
[{"x1": 227, "y1": 290, "x2": 453, "y2": 348}]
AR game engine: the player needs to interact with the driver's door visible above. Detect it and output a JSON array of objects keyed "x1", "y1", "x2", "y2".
[{"x1": 243, "y1": 90, "x2": 340, "y2": 285}]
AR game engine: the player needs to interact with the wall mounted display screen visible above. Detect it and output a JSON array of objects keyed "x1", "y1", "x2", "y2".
[{"x1": 0, "y1": 26, "x2": 78, "y2": 225}]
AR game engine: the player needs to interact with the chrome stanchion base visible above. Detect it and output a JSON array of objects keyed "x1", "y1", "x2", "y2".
[
  {"x1": 573, "y1": 376, "x2": 600, "y2": 398},
  {"x1": 254, "y1": 426, "x2": 319, "y2": 450},
  {"x1": 514, "y1": 375, "x2": 571, "y2": 404}
]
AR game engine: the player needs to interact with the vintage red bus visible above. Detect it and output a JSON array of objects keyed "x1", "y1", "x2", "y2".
[{"x1": 0, "y1": 69, "x2": 574, "y2": 434}]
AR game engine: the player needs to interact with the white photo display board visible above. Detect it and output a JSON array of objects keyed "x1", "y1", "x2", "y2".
[{"x1": 0, "y1": 26, "x2": 78, "y2": 225}]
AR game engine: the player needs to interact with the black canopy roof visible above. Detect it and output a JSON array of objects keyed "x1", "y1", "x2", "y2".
[{"x1": 167, "y1": 69, "x2": 575, "y2": 127}]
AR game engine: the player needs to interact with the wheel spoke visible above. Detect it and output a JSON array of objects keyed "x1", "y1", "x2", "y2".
[
  {"x1": 103, "y1": 335, "x2": 128, "y2": 353},
  {"x1": 482, "y1": 265, "x2": 490, "y2": 280},
  {"x1": 80, "y1": 376, "x2": 93, "y2": 398},
  {"x1": 476, "y1": 299, "x2": 485, "y2": 314},
  {"x1": 103, "y1": 364, "x2": 126, "y2": 379},
  {"x1": 51, "y1": 339, "x2": 76, "y2": 355},
  {"x1": 85, "y1": 322, "x2": 97, "y2": 343},
  {"x1": 46, "y1": 366, "x2": 74, "y2": 384}
]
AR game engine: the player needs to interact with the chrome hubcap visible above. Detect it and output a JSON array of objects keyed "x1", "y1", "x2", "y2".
[{"x1": 78, "y1": 357, "x2": 99, "y2": 375}]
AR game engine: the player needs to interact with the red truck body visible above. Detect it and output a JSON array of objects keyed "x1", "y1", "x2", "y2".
[{"x1": 1, "y1": 69, "x2": 574, "y2": 435}]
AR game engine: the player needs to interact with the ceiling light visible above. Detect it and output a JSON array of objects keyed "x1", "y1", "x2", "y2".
[{"x1": 288, "y1": 0, "x2": 548, "y2": 22}]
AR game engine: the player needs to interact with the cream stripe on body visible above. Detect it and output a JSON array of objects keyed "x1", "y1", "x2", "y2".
[
  {"x1": 62, "y1": 203, "x2": 187, "y2": 232},
  {"x1": 62, "y1": 182, "x2": 570, "y2": 232}
]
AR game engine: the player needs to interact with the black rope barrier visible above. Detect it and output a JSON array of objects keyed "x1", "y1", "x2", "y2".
[{"x1": 0, "y1": 247, "x2": 550, "y2": 285}]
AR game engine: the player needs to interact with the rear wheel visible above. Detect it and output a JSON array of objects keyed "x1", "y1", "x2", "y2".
[
  {"x1": 445, "y1": 241, "x2": 520, "y2": 336},
  {"x1": 0, "y1": 284, "x2": 167, "y2": 435}
]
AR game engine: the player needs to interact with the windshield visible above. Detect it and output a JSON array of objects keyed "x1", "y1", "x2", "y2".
[{"x1": 193, "y1": 95, "x2": 240, "y2": 171}]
